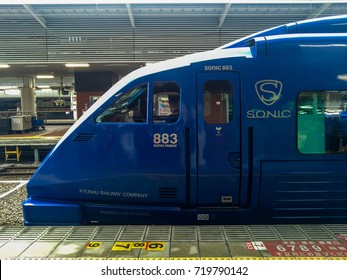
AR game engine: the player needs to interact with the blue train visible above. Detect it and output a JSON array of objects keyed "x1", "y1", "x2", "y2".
[{"x1": 23, "y1": 15, "x2": 347, "y2": 225}]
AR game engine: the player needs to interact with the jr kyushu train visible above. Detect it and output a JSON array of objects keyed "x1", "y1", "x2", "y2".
[{"x1": 23, "y1": 15, "x2": 347, "y2": 225}]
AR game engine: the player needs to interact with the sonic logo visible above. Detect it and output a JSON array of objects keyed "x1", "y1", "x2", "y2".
[
  {"x1": 247, "y1": 79, "x2": 291, "y2": 119},
  {"x1": 255, "y1": 80, "x2": 283, "y2": 106}
]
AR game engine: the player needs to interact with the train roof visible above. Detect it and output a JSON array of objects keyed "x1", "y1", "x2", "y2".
[{"x1": 220, "y1": 15, "x2": 347, "y2": 49}]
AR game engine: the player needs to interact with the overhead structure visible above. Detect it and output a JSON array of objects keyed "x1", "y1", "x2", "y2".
[
  {"x1": 0, "y1": 2, "x2": 347, "y2": 78},
  {"x1": 219, "y1": 3, "x2": 232, "y2": 28},
  {"x1": 126, "y1": 3, "x2": 136, "y2": 28},
  {"x1": 23, "y1": 4, "x2": 47, "y2": 29}
]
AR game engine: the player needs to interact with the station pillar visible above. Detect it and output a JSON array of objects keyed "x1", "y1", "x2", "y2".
[{"x1": 21, "y1": 77, "x2": 36, "y2": 116}]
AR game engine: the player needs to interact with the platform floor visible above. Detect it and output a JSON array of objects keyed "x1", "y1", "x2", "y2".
[
  {"x1": 1, "y1": 224, "x2": 347, "y2": 260},
  {"x1": 0, "y1": 125, "x2": 71, "y2": 162},
  {"x1": 0, "y1": 125, "x2": 70, "y2": 145}
]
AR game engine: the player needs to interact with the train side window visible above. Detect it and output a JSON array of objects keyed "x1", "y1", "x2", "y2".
[
  {"x1": 297, "y1": 90, "x2": 347, "y2": 154},
  {"x1": 203, "y1": 80, "x2": 233, "y2": 124},
  {"x1": 96, "y1": 84, "x2": 148, "y2": 123},
  {"x1": 152, "y1": 82, "x2": 180, "y2": 123}
]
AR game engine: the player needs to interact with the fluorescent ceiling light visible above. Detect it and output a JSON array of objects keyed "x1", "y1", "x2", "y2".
[
  {"x1": 0, "y1": 86, "x2": 16, "y2": 90},
  {"x1": 37, "y1": 85, "x2": 51, "y2": 89},
  {"x1": 65, "y1": 63, "x2": 90, "y2": 68},
  {"x1": 4, "y1": 89, "x2": 20, "y2": 96},
  {"x1": 36, "y1": 75, "x2": 54, "y2": 79},
  {"x1": 0, "y1": 64, "x2": 10, "y2": 69}
]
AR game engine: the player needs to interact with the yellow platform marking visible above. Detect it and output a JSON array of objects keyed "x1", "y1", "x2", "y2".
[
  {"x1": 139, "y1": 258, "x2": 171, "y2": 260},
  {"x1": 0, "y1": 132, "x2": 61, "y2": 140},
  {"x1": 85, "y1": 241, "x2": 102, "y2": 249},
  {"x1": 77, "y1": 257, "x2": 107, "y2": 260},
  {"x1": 232, "y1": 257, "x2": 264, "y2": 260},
  {"x1": 200, "y1": 257, "x2": 232, "y2": 260},
  {"x1": 146, "y1": 242, "x2": 165, "y2": 251},
  {"x1": 112, "y1": 241, "x2": 165, "y2": 251},
  {"x1": 265, "y1": 257, "x2": 298, "y2": 260},
  {"x1": 112, "y1": 242, "x2": 133, "y2": 251},
  {"x1": 169, "y1": 257, "x2": 202, "y2": 260},
  {"x1": 107, "y1": 258, "x2": 139, "y2": 260},
  {"x1": 294, "y1": 257, "x2": 328, "y2": 260}
]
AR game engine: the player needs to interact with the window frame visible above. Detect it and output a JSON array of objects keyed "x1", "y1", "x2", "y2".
[
  {"x1": 95, "y1": 83, "x2": 148, "y2": 124},
  {"x1": 152, "y1": 81, "x2": 181, "y2": 124}
]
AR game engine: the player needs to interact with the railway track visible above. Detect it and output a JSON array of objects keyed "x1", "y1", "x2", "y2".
[{"x1": 0, "y1": 164, "x2": 37, "y2": 177}]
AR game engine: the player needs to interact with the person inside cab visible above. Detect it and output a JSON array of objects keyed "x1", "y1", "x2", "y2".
[{"x1": 167, "y1": 93, "x2": 179, "y2": 122}]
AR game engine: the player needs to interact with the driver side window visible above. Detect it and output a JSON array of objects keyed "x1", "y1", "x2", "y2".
[
  {"x1": 152, "y1": 82, "x2": 180, "y2": 123},
  {"x1": 96, "y1": 84, "x2": 148, "y2": 123}
]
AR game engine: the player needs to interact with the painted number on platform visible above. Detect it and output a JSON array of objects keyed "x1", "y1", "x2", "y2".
[
  {"x1": 85, "y1": 241, "x2": 102, "y2": 249},
  {"x1": 275, "y1": 244, "x2": 322, "y2": 252},
  {"x1": 112, "y1": 242, "x2": 133, "y2": 251},
  {"x1": 112, "y1": 242, "x2": 165, "y2": 251},
  {"x1": 147, "y1": 242, "x2": 165, "y2": 250},
  {"x1": 261, "y1": 240, "x2": 347, "y2": 257}
]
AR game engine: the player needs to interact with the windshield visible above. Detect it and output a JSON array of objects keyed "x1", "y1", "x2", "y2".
[{"x1": 96, "y1": 84, "x2": 148, "y2": 123}]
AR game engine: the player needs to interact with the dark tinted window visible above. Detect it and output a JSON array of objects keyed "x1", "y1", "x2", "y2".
[{"x1": 203, "y1": 80, "x2": 233, "y2": 124}]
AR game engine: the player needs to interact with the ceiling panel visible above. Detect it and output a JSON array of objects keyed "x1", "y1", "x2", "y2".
[{"x1": 0, "y1": 2, "x2": 346, "y2": 80}]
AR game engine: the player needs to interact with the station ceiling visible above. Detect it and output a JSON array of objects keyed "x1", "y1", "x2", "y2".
[{"x1": 1, "y1": 2, "x2": 347, "y2": 83}]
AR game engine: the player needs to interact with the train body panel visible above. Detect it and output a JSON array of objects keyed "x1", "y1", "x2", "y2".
[{"x1": 23, "y1": 16, "x2": 347, "y2": 225}]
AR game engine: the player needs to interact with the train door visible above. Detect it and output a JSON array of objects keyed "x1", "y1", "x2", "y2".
[{"x1": 197, "y1": 72, "x2": 241, "y2": 207}]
